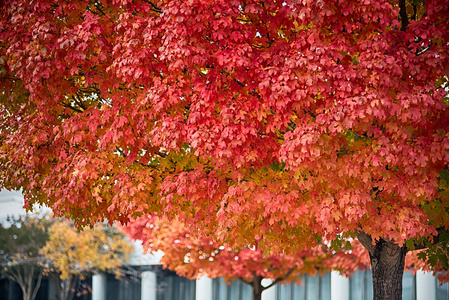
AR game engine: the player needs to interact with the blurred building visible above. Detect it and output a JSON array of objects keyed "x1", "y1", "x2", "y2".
[
  {"x1": 0, "y1": 189, "x2": 447, "y2": 300},
  {"x1": 0, "y1": 190, "x2": 25, "y2": 221}
]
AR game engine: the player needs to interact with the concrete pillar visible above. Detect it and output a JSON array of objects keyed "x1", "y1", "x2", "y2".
[
  {"x1": 92, "y1": 273, "x2": 107, "y2": 300},
  {"x1": 331, "y1": 271, "x2": 349, "y2": 300},
  {"x1": 261, "y1": 279, "x2": 276, "y2": 300},
  {"x1": 416, "y1": 270, "x2": 436, "y2": 300},
  {"x1": 141, "y1": 271, "x2": 157, "y2": 300},
  {"x1": 195, "y1": 277, "x2": 213, "y2": 300}
]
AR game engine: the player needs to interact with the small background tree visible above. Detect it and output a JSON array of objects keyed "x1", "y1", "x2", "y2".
[
  {"x1": 0, "y1": 215, "x2": 51, "y2": 300},
  {"x1": 40, "y1": 219, "x2": 134, "y2": 300},
  {"x1": 0, "y1": 214, "x2": 133, "y2": 300}
]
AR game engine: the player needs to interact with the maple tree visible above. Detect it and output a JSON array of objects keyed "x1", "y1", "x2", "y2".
[
  {"x1": 123, "y1": 215, "x2": 369, "y2": 300},
  {"x1": 0, "y1": 215, "x2": 51, "y2": 300},
  {"x1": 40, "y1": 219, "x2": 133, "y2": 300},
  {"x1": 0, "y1": 0, "x2": 448, "y2": 299}
]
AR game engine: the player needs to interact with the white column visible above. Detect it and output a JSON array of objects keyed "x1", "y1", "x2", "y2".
[
  {"x1": 141, "y1": 271, "x2": 157, "y2": 300},
  {"x1": 92, "y1": 273, "x2": 107, "y2": 300},
  {"x1": 261, "y1": 279, "x2": 276, "y2": 300},
  {"x1": 195, "y1": 277, "x2": 213, "y2": 300},
  {"x1": 416, "y1": 270, "x2": 436, "y2": 300},
  {"x1": 331, "y1": 271, "x2": 349, "y2": 300}
]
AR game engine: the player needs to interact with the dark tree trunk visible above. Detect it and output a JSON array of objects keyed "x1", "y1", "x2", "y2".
[
  {"x1": 66, "y1": 276, "x2": 79, "y2": 300},
  {"x1": 357, "y1": 231, "x2": 408, "y2": 300},
  {"x1": 252, "y1": 279, "x2": 263, "y2": 300},
  {"x1": 370, "y1": 239, "x2": 407, "y2": 300},
  {"x1": 253, "y1": 288, "x2": 262, "y2": 300},
  {"x1": 49, "y1": 272, "x2": 79, "y2": 300},
  {"x1": 244, "y1": 274, "x2": 264, "y2": 300},
  {"x1": 14, "y1": 265, "x2": 43, "y2": 300},
  {"x1": 242, "y1": 272, "x2": 289, "y2": 300}
]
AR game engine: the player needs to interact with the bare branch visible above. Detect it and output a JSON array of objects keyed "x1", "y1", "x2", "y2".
[
  {"x1": 262, "y1": 266, "x2": 297, "y2": 291},
  {"x1": 399, "y1": 0, "x2": 409, "y2": 31},
  {"x1": 413, "y1": 227, "x2": 448, "y2": 250}
]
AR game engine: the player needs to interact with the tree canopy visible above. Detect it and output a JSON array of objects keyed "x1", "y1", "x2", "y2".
[
  {"x1": 123, "y1": 214, "x2": 369, "y2": 300},
  {"x1": 1, "y1": 0, "x2": 448, "y2": 299}
]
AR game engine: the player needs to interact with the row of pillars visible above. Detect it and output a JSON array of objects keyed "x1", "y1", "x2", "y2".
[
  {"x1": 331, "y1": 271, "x2": 437, "y2": 300},
  {"x1": 330, "y1": 270, "x2": 437, "y2": 300},
  {"x1": 91, "y1": 270, "x2": 437, "y2": 300},
  {"x1": 91, "y1": 271, "x2": 158, "y2": 300},
  {"x1": 193, "y1": 277, "x2": 277, "y2": 300}
]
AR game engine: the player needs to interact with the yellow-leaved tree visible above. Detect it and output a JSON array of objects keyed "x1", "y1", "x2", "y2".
[{"x1": 40, "y1": 219, "x2": 133, "y2": 300}]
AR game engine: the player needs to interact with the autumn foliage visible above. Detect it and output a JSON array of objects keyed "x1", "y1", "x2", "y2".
[
  {"x1": 1, "y1": 0, "x2": 448, "y2": 299},
  {"x1": 41, "y1": 219, "x2": 133, "y2": 300},
  {"x1": 123, "y1": 214, "x2": 369, "y2": 299},
  {"x1": 0, "y1": 215, "x2": 132, "y2": 300}
]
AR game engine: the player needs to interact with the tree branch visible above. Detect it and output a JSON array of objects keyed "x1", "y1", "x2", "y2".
[
  {"x1": 31, "y1": 272, "x2": 43, "y2": 300},
  {"x1": 143, "y1": 0, "x2": 162, "y2": 13},
  {"x1": 399, "y1": 0, "x2": 409, "y2": 31},
  {"x1": 156, "y1": 151, "x2": 167, "y2": 158},
  {"x1": 411, "y1": 3, "x2": 418, "y2": 21},
  {"x1": 240, "y1": 277, "x2": 253, "y2": 286},
  {"x1": 355, "y1": 230, "x2": 375, "y2": 254},
  {"x1": 413, "y1": 227, "x2": 448, "y2": 250},
  {"x1": 262, "y1": 266, "x2": 297, "y2": 290}
]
